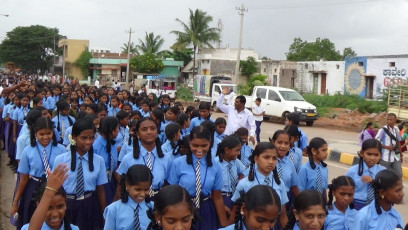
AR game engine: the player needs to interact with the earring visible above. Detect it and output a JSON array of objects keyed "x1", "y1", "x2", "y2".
[
  {"x1": 381, "y1": 195, "x2": 384, "y2": 199},
  {"x1": 240, "y1": 211, "x2": 244, "y2": 215},
  {"x1": 157, "y1": 221, "x2": 161, "y2": 226}
]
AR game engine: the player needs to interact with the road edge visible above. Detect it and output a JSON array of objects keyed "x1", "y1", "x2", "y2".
[{"x1": 327, "y1": 148, "x2": 408, "y2": 181}]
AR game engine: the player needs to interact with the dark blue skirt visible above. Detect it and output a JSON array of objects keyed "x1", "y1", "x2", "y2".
[
  {"x1": 104, "y1": 179, "x2": 116, "y2": 205},
  {"x1": 66, "y1": 192, "x2": 103, "y2": 230},
  {"x1": 4, "y1": 121, "x2": 12, "y2": 158},
  {"x1": 195, "y1": 198, "x2": 217, "y2": 230},
  {"x1": 353, "y1": 199, "x2": 367, "y2": 211},
  {"x1": 16, "y1": 178, "x2": 40, "y2": 230},
  {"x1": 0, "y1": 117, "x2": 5, "y2": 142},
  {"x1": 222, "y1": 194, "x2": 233, "y2": 220}
]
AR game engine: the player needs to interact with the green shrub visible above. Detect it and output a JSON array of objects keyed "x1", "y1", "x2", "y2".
[{"x1": 176, "y1": 86, "x2": 193, "y2": 101}]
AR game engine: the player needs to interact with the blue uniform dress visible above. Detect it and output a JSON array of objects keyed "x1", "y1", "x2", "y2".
[
  {"x1": 215, "y1": 156, "x2": 246, "y2": 210},
  {"x1": 298, "y1": 161, "x2": 328, "y2": 193},
  {"x1": 324, "y1": 204, "x2": 357, "y2": 230},
  {"x1": 107, "y1": 107, "x2": 120, "y2": 116},
  {"x1": 117, "y1": 144, "x2": 171, "y2": 194},
  {"x1": 44, "y1": 95, "x2": 59, "y2": 110},
  {"x1": 181, "y1": 128, "x2": 190, "y2": 139},
  {"x1": 353, "y1": 201, "x2": 404, "y2": 230},
  {"x1": 161, "y1": 140, "x2": 179, "y2": 157},
  {"x1": 93, "y1": 135, "x2": 118, "y2": 205},
  {"x1": 188, "y1": 117, "x2": 215, "y2": 132},
  {"x1": 139, "y1": 109, "x2": 150, "y2": 117},
  {"x1": 12, "y1": 106, "x2": 30, "y2": 131},
  {"x1": 21, "y1": 222, "x2": 79, "y2": 230},
  {"x1": 214, "y1": 132, "x2": 226, "y2": 142},
  {"x1": 17, "y1": 142, "x2": 66, "y2": 229},
  {"x1": 346, "y1": 162, "x2": 386, "y2": 210},
  {"x1": 118, "y1": 141, "x2": 133, "y2": 162},
  {"x1": 211, "y1": 136, "x2": 221, "y2": 158},
  {"x1": 115, "y1": 126, "x2": 129, "y2": 149},
  {"x1": 103, "y1": 197, "x2": 153, "y2": 230},
  {"x1": 51, "y1": 114, "x2": 75, "y2": 141},
  {"x1": 3, "y1": 104, "x2": 16, "y2": 158},
  {"x1": 289, "y1": 146, "x2": 303, "y2": 173},
  {"x1": 239, "y1": 144, "x2": 253, "y2": 168},
  {"x1": 295, "y1": 128, "x2": 308, "y2": 150},
  {"x1": 231, "y1": 167, "x2": 289, "y2": 206},
  {"x1": 159, "y1": 120, "x2": 173, "y2": 144},
  {"x1": 277, "y1": 156, "x2": 299, "y2": 209},
  {"x1": 167, "y1": 154, "x2": 223, "y2": 230}
]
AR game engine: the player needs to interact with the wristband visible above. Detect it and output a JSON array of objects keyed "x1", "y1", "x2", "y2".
[{"x1": 45, "y1": 186, "x2": 58, "y2": 192}]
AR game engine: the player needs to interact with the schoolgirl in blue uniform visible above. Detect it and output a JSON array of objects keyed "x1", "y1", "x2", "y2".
[
  {"x1": 271, "y1": 130, "x2": 300, "y2": 209},
  {"x1": 12, "y1": 94, "x2": 30, "y2": 145},
  {"x1": 4, "y1": 94, "x2": 18, "y2": 163},
  {"x1": 45, "y1": 85, "x2": 61, "y2": 110},
  {"x1": 284, "y1": 124, "x2": 303, "y2": 172},
  {"x1": 214, "y1": 117, "x2": 227, "y2": 141},
  {"x1": 53, "y1": 117, "x2": 107, "y2": 230},
  {"x1": 115, "y1": 117, "x2": 170, "y2": 201},
  {"x1": 200, "y1": 120, "x2": 221, "y2": 158},
  {"x1": 93, "y1": 116, "x2": 119, "y2": 205},
  {"x1": 114, "y1": 110, "x2": 130, "y2": 153},
  {"x1": 150, "y1": 108, "x2": 165, "y2": 143},
  {"x1": 283, "y1": 190, "x2": 326, "y2": 230},
  {"x1": 21, "y1": 164, "x2": 80, "y2": 230},
  {"x1": 214, "y1": 135, "x2": 245, "y2": 214},
  {"x1": 324, "y1": 176, "x2": 356, "y2": 230},
  {"x1": 346, "y1": 139, "x2": 385, "y2": 210},
  {"x1": 167, "y1": 126, "x2": 229, "y2": 229},
  {"x1": 159, "y1": 94, "x2": 171, "y2": 110},
  {"x1": 176, "y1": 112, "x2": 190, "y2": 139},
  {"x1": 148, "y1": 185, "x2": 198, "y2": 230},
  {"x1": 353, "y1": 170, "x2": 404, "y2": 230},
  {"x1": 104, "y1": 165, "x2": 153, "y2": 230},
  {"x1": 118, "y1": 120, "x2": 137, "y2": 162},
  {"x1": 188, "y1": 102, "x2": 214, "y2": 132},
  {"x1": 52, "y1": 100, "x2": 75, "y2": 143},
  {"x1": 235, "y1": 128, "x2": 253, "y2": 168},
  {"x1": 231, "y1": 142, "x2": 289, "y2": 228},
  {"x1": 13, "y1": 117, "x2": 66, "y2": 230},
  {"x1": 139, "y1": 99, "x2": 151, "y2": 117},
  {"x1": 219, "y1": 185, "x2": 281, "y2": 230},
  {"x1": 160, "y1": 106, "x2": 180, "y2": 143},
  {"x1": 285, "y1": 112, "x2": 308, "y2": 154},
  {"x1": 107, "y1": 96, "x2": 120, "y2": 116},
  {"x1": 298, "y1": 137, "x2": 328, "y2": 197},
  {"x1": 162, "y1": 123, "x2": 182, "y2": 158}
]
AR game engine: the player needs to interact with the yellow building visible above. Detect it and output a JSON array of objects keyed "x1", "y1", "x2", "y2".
[{"x1": 58, "y1": 39, "x2": 89, "y2": 79}]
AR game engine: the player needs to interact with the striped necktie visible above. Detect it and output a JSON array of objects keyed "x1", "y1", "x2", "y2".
[
  {"x1": 316, "y1": 167, "x2": 323, "y2": 193},
  {"x1": 76, "y1": 156, "x2": 84, "y2": 198},
  {"x1": 61, "y1": 119, "x2": 66, "y2": 138},
  {"x1": 228, "y1": 163, "x2": 237, "y2": 193},
  {"x1": 146, "y1": 152, "x2": 154, "y2": 197},
  {"x1": 366, "y1": 170, "x2": 374, "y2": 203},
  {"x1": 42, "y1": 149, "x2": 50, "y2": 177},
  {"x1": 122, "y1": 127, "x2": 127, "y2": 145},
  {"x1": 264, "y1": 176, "x2": 271, "y2": 186},
  {"x1": 194, "y1": 160, "x2": 201, "y2": 208},
  {"x1": 289, "y1": 148, "x2": 295, "y2": 163},
  {"x1": 133, "y1": 205, "x2": 141, "y2": 230},
  {"x1": 277, "y1": 161, "x2": 283, "y2": 180}
]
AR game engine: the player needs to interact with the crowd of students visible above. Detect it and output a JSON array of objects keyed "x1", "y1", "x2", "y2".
[{"x1": 0, "y1": 78, "x2": 406, "y2": 230}]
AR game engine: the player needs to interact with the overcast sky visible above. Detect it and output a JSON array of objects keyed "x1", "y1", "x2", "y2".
[{"x1": 1, "y1": 0, "x2": 407, "y2": 60}]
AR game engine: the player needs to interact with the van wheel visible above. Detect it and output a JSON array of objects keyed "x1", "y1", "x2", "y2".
[
  {"x1": 281, "y1": 112, "x2": 289, "y2": 124},
  {"x1": 306, "y1": 121, "x2": 314, "y2": 126}
]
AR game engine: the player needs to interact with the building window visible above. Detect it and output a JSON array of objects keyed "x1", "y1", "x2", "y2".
[
  {"x1": 264, "y1": 68, "x2": 266, "y2": 72},
  {"x1": 358, "y1": 62, "x2": 363, "y2": 66},
  {"x1": 305, "y1": 64, "x2": 308, "y2": 69},
  {"x1": 389, "y1": 62, "x2": 395, "y2": 67},
  {"x1": 274, "y1": 68, "x2": 277, "y2": 73},
  {"x1": 273, "y1": 75, "x2": 277, "y2": 86},
  {"x1": 336, "y1": 64, "x2": 340, "y2": 69}
]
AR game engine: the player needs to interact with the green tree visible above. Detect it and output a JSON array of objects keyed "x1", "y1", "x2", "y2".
[
  {"x1": 162, "y1": 48, "x2": 193, "y2": 66},
  {"x1": 74, "y1": 49, "x2": 92, "y2": 78},
  {"x1": 343, "y1": 47, "x2": 357, "y2": 58},
  {"x1": 240, "y1": 56, "x2": 258, "y2": 77},
  {"x1": 121, "y1": 42, "x2": 138, "y2": 55},
  {"x1": 238, "y1": 74, "x2": 267, "y2": 95},
  {"x1": 286, "y1": 37, "x2": 345, "y2": 61},
  {"x1": 137, "y1": 32, "x2": 165, "y2": 56},
  {"x1": 0, "y1": 25, "x2": 61, "y2": 73},
  {"x1": 130, "y1": 52, "x2": 164, "y2": 73},
  {"x1": 171, "y1": 9, "x2": 221, "y2": 76}
]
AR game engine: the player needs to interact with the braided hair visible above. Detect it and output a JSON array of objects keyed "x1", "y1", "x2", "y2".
[
  {"x1": 358, "y1": 139, "x2": 382, "y2": 176},
  {"x1": 306, "y1": 137, "x2": 328, "y2": 169},
  {"x1": 128, "y1": 120, "x2": 138, "y2": 146},
  {"x1": 372, "y1": 169, "x2": 401, "y2": 215},
  {"x1": 151, "y1": 108, "x2": 164, "y2": 134},
  {"x1": 233, "y1": 185, "x2": 281, "y2": 230},
  {"x1": 26, "y1": 110, "x2": 42, "y2": 146},
  {"x1": 284, "y1": 124, "x2": 301, "y2": 147},
  {"x1": 120, "y1": 165, "x2": 153, "y2": 203},
  {"x1": 147, "y1": 185, "x2": 198, "y2": 230},
  {"x1": 99, "y1": 116, "x2": 119, "y2": 170},
  {"x1": 30, "y1": 117, "x2": 58, "y2": 147},
  {"x1": 69, "y1": 117, "x2": 96, "y2": 172},
  {"x1": 186, "y1": 126, "x2": 213, "y2": 167},
  {"x1": 199, "y1": 120, "x2": 216, "y2": 158},
  {"x1": 248, "y1": 142, "x2": 280, "y2": 185},
  {"x1": 132, "y1": 117, "x2": 164, "y2": 159},
  {"x1": 165, "y1": 123, "x2": 181, "y2": 156},
  {"x1": 216, "y1": 135, "x2": 242, "y2": 162},
  {"x1": 283, "y1": 190, "x2": 326, "y2": 230},
  {"x1": 177, "y1": 113, "x2": 190, "y2": 131},
  {"x1": 327, "y1": 176, "x2": 355, "y2": 210}
]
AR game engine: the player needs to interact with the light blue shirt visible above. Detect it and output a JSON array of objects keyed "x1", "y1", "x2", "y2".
[
  {"x1": 167, "y1": 154, "x2": 223, "y2": 197},
  {"x1": 181, "y1": 128, "x2": 190, "y2": 139},
  {"x1": 115, "y1": 126, "x2": 129, "y2": 147},
  {"x1": 18, "y1": 142, "x2": 66, "y2": 177},
  {"x1": 324, "y1": 204, "x2": 357, "y2": 230},
  {"x1": 116, "y1": 144, "x2": 170, "y2": 190},
  {"x1": 107, "y1": 107, "x2": 120, "y2": 116},
  {"x1": 45, "y1": 95, "x2": 59, "y2": 110},
  {"x1": 289, "y1": 146, "x2": 303, "y2": 173},
  {"x1": 93, "y1": 135, "x2": 118, "y2": 172},
  {"x1": 215, "y1": 157, "x2": 246, "y2": 193},
  {"x1": 15, "y1": 132, "x2": 31, "y2": 160},
  {"x1": 298, "y1": 161, "x2": 328, "y2": 192},
  {"x1": 53, "y1": 151, "x2": 108, "y2": 194},
  {"x1": 218, "y1": 221, "x2": 247, "y2": 230},
  {"x1": 188, "y1": 117, "x2": 215, "y2": 132},
  {"x1": 214, "y1": 132, "x2": 226, "y2": 141},
  {"x1": 240, "y1": 144, "x2": 253, "y2": 168},
  {"x1": 103, "y1": 197, "x2": 153, "y2": 230},
  {"x1": 353, "y1": 200, "x2": 404, "y2": 230},
  {"x1": 118, "y1": 141, "x2": 133, "y2": 162},
  {"x1": 277, "y1": 157, "x2": 299, "y2": 192},
  {"x1": 210, "y1": 136, "x2": 221, "y2": 159},
  {"x1": 51, "y1": 114, "x2": 75, "y2": 138},
  {"x1": 12, "y1": 106, "x2": 30, "y2": 124},
  {"x1": 2, "y1": 103, "x2": 15, "y2": 119},
  {"x1": 139, "y1": 109, "x2": 150, "y2": 117},
  {"x1": 62, "y1": 126, "x2": 73, "y2": 146},
  {"x1": 346, "y1": 162, "x2": 385, "y2": 202},
  {"x1": 161, "y1": 140, "x2": 178, "y2": 157},
  {"x1": 231, "y1": 167, "x2": 289, "y2": 205},
  {"x1": 295, "y1": 128, "x2": 308, "y2": 150},
  {"x1": 21, "y1": 222, "x2": 79, "y2": 230}
]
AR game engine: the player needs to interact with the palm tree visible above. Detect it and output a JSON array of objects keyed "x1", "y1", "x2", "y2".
[
  {"x1": 171, "y1": 9, "x2": 221, "y2": 76},
  {"x1": 121, "y1": 42, "x2": 138, "y2": 55},
  {"x1": 136, "y1": 32, "x2": 165, "y2": 56}
]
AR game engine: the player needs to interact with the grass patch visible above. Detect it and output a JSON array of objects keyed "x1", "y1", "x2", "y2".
[{"x1": 176, "y1": 86, "x2": 193, "y2": 101}]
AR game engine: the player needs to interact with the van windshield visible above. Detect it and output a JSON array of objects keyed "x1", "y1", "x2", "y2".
[{"x1": 279, "y1": 91, "x2": 305, "y2": 101}]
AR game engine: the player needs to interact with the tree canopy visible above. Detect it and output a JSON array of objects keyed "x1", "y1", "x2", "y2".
[
  {"x1": 74, "y1": 49, "x2": 92, "y2": 78},
  {"x1": 240, "y1": 56, "x2": 258, "y2": 77},
  {"x1": 0, "y1": 25, "x2": 61, "y2": 73},
  {"x1": 286, "y1": 37, "x2": 357, "y2": 61},
  {"x1": 130, "y1": 52, "x2": 164, "y2": 73},
  {"x1": 137, "y1": 32, "x2": 165, "y2": 57},
  {"x1": 121, "y1": 42, "x2": 138, "y2": 55}
]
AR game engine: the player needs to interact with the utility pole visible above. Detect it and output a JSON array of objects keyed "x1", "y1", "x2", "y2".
[
  {"x1": 234, "y1": 4, "x2": 247, "y2": 84},
  {"x1": 125, "y1": 27, "x2": 135, "y2": 84}
]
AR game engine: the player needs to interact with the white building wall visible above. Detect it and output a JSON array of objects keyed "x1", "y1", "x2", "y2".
[{"x1": 197, "y1": 48, "x2": 259, "y2": 60}]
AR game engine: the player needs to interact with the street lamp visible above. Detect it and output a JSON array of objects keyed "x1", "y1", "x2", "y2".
[{"x1": 0, "y1": 14, "x2": 9, "y2": 17}]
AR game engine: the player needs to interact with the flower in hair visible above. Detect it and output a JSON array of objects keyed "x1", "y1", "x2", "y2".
[{"x1": 68, "y1": 134, "x2": 76, "y2": 146}]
